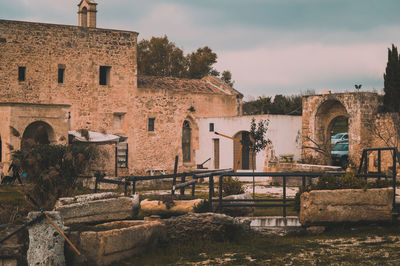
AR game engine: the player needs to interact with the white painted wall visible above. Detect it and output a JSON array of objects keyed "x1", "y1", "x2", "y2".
[{"x1": 196, "y1": 114, "x2": 302, "y2": 171}]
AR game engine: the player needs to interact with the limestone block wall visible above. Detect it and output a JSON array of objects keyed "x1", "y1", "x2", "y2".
[
  {"x1": 128, "y1": 88, "x2": 239, "y2": 173},
  {"x1": 0, "y1": 19, "x2": 138, "y2": 133},
  {"x1": 302, "y1": 92, "x2": 379, "y2": 166},
  {"x1": 368, "y1": 113, "x2": 400, "y2": 172}
]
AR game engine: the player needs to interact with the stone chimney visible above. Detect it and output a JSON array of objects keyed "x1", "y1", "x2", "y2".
[{"x1": 78, "y1": 0, "x2": 97, "y2": 28}]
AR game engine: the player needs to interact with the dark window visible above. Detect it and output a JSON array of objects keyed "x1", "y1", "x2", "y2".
[
  {"x1": 58, "y1": 67, "x2": 65, "y2": 83},
  {"x1": 18, "y1": 66, "x2": 26, "y2": 81},
  {"x1": 182, "y1": 120, "x2": 191, "y2": 162},
  {"x1": 209, "y1": 123, "x2": 214, "y2": 132},
  {"x1": 99, "y1": 66, "x2": 111, "y2": 85},
  {"x1": 148, "y1": 118, "x2": 155, "y2": 131}
]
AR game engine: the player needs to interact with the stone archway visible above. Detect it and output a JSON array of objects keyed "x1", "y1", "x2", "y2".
[
  {"x1": 21, "y1": 121, "x2": 55, "y2": 150},
  {"x1": 302, "y1": 92, "x2": 380, "y2": 166},
  {"x1": 314, "y1": 100, "x2": 349, "y2": 164}
]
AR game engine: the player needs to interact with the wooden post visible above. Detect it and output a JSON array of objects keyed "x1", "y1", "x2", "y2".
[{"x1": 172, "y1": 156, "x2": 178, "y2": 196}]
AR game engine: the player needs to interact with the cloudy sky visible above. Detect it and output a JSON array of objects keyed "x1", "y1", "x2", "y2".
[{"x1": 1, "y1": 0, "x2": 400, "y2": 99}]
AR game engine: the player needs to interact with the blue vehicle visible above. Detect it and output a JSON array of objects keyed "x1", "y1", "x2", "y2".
[{"x1": 331, "y1": 141, "x2": 348, "y2": 169}]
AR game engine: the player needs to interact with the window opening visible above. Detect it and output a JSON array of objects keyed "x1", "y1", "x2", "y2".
[
  {"x1": 148, "y1": 118, "x2": 155, "y2": 131},
  {"x1": 99, "y1": 66, "x2": 111, "y2": 85},
  {"x1": 18, "y1": 66, "x2": 26, "y2": 81}
]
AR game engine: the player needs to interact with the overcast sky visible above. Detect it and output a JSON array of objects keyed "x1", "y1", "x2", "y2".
[{"x1": 1, "y1": 0, "x2": 400, "y2": 99}]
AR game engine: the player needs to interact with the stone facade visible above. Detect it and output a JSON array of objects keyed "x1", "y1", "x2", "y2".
[
  {"x1": 302, "y1": 92, "x2": 379, "y2": 165},
  {"x1": 0, "y1": 6, "x2": 241, "y2": 174}
]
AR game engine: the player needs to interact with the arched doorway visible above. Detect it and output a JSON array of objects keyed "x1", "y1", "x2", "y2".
[
  {"x1": 182, "y1": 120, "x2": 191, "y2": 163},
  {"x1": 21, "y1": 121, "x2": 55, "y2": 150},
  {"x1": 314, "y1": 100, "x2": 349, "y2": 165},
  {"x1": 233, "y1": 131, "x2": 255, "y2": 170}
]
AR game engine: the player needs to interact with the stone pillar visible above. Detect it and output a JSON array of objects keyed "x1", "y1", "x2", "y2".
[{"x1": 27, "y1": 212, "x2": 65, "y2": 266}]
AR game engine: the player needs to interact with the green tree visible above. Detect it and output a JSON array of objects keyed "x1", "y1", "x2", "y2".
[
  {"x1": 383, "y1": 44, "x2": 400, "y2": 112},
  {"x1": 138, "y1": 36, "x2": 187, "y2": 77},
  {"x1": 187, "y1": 46, "x2": 218, "y2": 79},
  {"x1": 221, "y1": 70, "x2": 234, "y2": 87}
]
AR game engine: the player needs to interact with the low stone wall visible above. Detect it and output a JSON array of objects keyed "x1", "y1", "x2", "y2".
[
  {"x1": 54, "y1": 193, "x2": 139, "y2": 225},
  {"x1": 300, "y1": 188, "x2": 394, "y2": 226},
  {"x1": 66, "y1": 220, "x2": 165, "y2": 266}
]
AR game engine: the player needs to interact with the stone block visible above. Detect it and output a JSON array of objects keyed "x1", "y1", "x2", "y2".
[
  {"x1": 54, "y1": 193, "x2": 139, "y2": 225},
  {"x1": 300, "y1": 188, "x2": 393, "y2": 226},
  {"x1": 27, "y1": 211, "x2": 65, "y2": 266},
  {"x1": 67, "y1": 220, "x2": 166, "y2": 266},
  {"x1": 140, "y1": 199, "x2": 203, "y2": 216}
]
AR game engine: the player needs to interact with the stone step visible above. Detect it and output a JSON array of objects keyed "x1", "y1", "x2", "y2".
[{"x1": 237, "y1": 216, "x2": 300, "y2": 227}]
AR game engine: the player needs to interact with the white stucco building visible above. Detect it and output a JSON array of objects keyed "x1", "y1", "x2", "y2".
[{"x1": 195, "y1": 115, "x2": 302, "y2": 171}]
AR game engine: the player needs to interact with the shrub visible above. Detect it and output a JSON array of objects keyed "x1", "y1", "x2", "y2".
[
  {"x1": 12, "y1": 143, "x2": 98, "y2": 209},
  {"x1": 222, "y1": 176, "x2": 244, "y2": 196},
  {"x1": 193, "y1": 200, "x2": 210, "y2": 213}
]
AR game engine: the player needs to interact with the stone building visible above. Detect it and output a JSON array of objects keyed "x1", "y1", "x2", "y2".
[
  {"x1": 302, "y1": 91, "x2": 400, "y2": 171},
  {"x1": 0, "y1": 0, "x2": 242, "y2": 174}
]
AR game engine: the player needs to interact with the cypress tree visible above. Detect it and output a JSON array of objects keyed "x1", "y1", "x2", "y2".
[{"x1": 383, "y1": 44, "x2": 400, "y2": 112}]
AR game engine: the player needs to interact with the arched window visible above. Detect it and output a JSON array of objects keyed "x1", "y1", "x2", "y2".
[
  {"x1": 81, "y1": 7, "x2": 87, "y2": 27},
  {"x1": 182, "y1": 120, "x2": 191, "y2": 162}
]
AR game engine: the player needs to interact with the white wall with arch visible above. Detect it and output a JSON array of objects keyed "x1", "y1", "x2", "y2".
[{"x1": 196, "y1": 114, "x2": 302, "y2": 171}]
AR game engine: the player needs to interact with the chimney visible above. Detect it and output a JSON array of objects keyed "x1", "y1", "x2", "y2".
[{"x1": 78, "y1": 0, "x2": 97, "y2": 28}]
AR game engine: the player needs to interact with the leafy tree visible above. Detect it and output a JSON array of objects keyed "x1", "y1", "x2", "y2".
[
  {"x1": 383, "y1": 44, "x2": 400, "y2": 112},
  {"x1": 249, "y1": 118, "x2": 271, "y2": 198},
  {"x1": 243, "y1": 95, "x2": 302, "y2": 115},
  {"x1": 138, "y1": 36, "x2": 187, "y2": 77},
  {"x1": 138, "y1": 36, "x2": 235, "y2": 86},
  {"x1": 187, "y1": 46, "x2": 218, "y2": 79},
  {"x1": 221, "y1": 70, "x2": 234, "y2": 87}
]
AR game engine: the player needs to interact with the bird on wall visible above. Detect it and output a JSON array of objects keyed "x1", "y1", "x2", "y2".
[{"x1": 354, "y1": 84, "x2": 362, "y2": 91}]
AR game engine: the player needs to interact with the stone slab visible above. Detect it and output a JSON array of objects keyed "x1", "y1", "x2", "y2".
[
  {"x1": 300, "y1": 188, "x2": 394, "y2": 226},
  {"x1": 67, "y1": 220, "x2": 165, "y2": 266},
  {"x1": 27, "y1": 211, "x2": 65, "y2": 266},
  {"x1": 140, "y1": 199, "x2": 203, "y2": 216},
  {"x1": 54, "y1": 193, "x2": 139, "y2": 225}
]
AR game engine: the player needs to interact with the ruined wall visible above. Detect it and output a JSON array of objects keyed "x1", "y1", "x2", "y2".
[
  {"x1": 128, "y1": 88, "x2": 240, "y2": 173},
  {"x1": 367, "y1": 113, "x2": 400, "y2": 172},
  {"x1": 0, "y1": 19, "x2": 138, "y2": 133},
  {"x1": 302, "y1": 92, "x2": 379, "y2": 166}
]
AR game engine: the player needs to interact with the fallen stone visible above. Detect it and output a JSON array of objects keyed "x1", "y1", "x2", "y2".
[
  {"x1": 161, "y1": 212, "x2": 251, "y2": 241},
  {"x1": 27, "y1": 211, "x2": 65, "y2": 266},
  {"x1": 54, "y1": 192, "x2": 119, "y2": 208},
  {"x1": 140, "y1": 199, "x2": 203, "y2": 216},
  {"x1": 300, "y1": 188, "x2": 393, "y2": 226},
  {"x1": 54, "y1": 193, "x2": 139, "y2": 225},
  {"x1": 213, "y1": 193, "x2": 254, "y2": 216},
  {"x1": 66, "y1": 220, "x2": 166, "y2": 266},
  {"x1": 306, "y1": 226, "x2": 325, "y2": 234}
]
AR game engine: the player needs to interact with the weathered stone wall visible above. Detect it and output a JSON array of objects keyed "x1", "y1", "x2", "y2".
[
  {"x1": 0, "y1": 19, "x2": 138, "y2": 133},
  {"x1": 0, "y1": 19, "x2": 241, "y2": 174},
  {"x1": 129, "y1": 87, "x2": 240, "y2": 173},
  {"x1": 302, "y1": 92, "x2": 379, "y2": 166},
  {"x1": 367, "y1": 113, "x2": 400, "y2": 172}
]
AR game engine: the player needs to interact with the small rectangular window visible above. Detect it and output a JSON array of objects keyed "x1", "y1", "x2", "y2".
[
  {"x1": 99, "y1": 66, "x2": 111, "y2": 85},
  {"x1": 148, "y1": 118, "x2": 155, "y2": 131},
  {"x1": 209, "y1": 123, "x2": 214, "y2": 132},
  {"x1": 58, "y1": 67, "x2": 65, "y2": 84},
  {"x1": 113, "y1": 113, "x2": 124, "y2": 129},
  {"x1": 18, "y1": 66, "x2": 26, "y2": 81}
]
